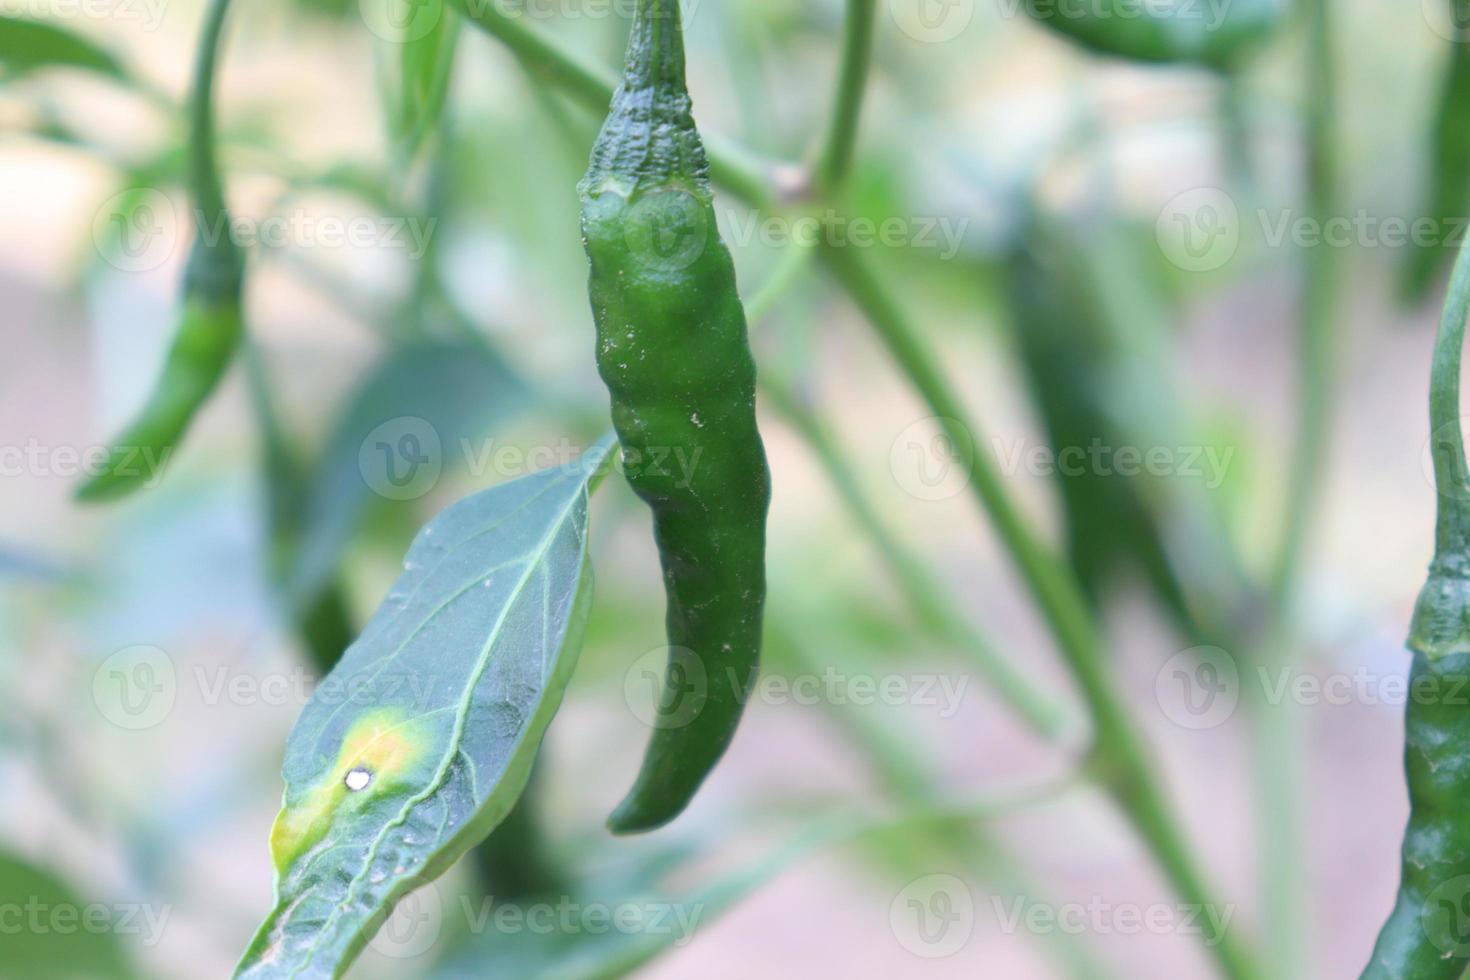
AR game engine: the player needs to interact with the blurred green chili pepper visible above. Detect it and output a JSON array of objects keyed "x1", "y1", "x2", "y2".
[
  {"x1": 76, "y1": 0, "x2": 242, "y2": 503},
  {"x1": 1003, "y1": 214, "x2": 1199, "y2": 640},
  {"x1": 579, "y1": 0, "x2": 771, "y2": 834},
  {"x1": 1401, "y1": 0, "x2": 1470, "y2": 305},
  {"x1": 1363, "y1": 240, "x2": 1470, "y2": 978},
  {"x1": 1021, "y1": 0, "x2": 1287, "y2": 69}
]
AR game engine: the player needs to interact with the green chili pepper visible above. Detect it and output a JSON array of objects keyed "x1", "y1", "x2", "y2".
[
  {"x1": 1401, "y1": 0, "x2": 1470, "y2": 305},
  {"x1": 1021, "y1": 0, "x2": 1286, "y2": 69},
  {"x1": 579, "y1": 0, "x2": 771, "y2": 834},
  {"x1": 1362, "y1": 241, "x2": 1470, "y2": 978},
  {"x1": 75, "y1": 0, "x2": 242, "y2": 503},
  {"x1": 1004, "y1": 214, "x2": 1199, "y2": 641}
]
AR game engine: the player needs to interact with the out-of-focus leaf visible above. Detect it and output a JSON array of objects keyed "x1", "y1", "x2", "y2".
[
  {"x1": 0, "y1": 852, "x2": 139, "y2": 980},
  {"x1": 0, "y1": 16, "x2": 126, "y2": 81},
  {"x1": 235, "y1": 436, "x2": 614, "y2": 980},
  {"x1": 429, "y1": 832, "x2": 796, "y2": 980},
  {"x1": 382, "y1": 11, "x2": 460, "y2": 163},
  {"x1": 288, "y1": 336, "x2": 527, "y2": 602}
]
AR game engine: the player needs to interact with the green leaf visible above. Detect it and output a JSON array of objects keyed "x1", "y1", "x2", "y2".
[
  {"x1": 235, "y1": 435, "x2": 615, "y2": 980},
  {"x1": 429, "y1": 834, "x2": 794, "y2": 980},
  {"x1": 0, "y1": 852, "x2": 139, "y2": 980},
  {"x1": 288, "y1": 337, "x2": 526, "y2": 604},
  {"x1": 381, "y1": 11, "x2": 460, "y2": 162},
  {"x1": 0, "y1": 15, "x2": 126, "y2": 81}
]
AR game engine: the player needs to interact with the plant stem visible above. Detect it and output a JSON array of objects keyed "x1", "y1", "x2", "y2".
[
  {"x1": 815, "y1": 0, "x2": 877, "y2": 193},
  {"x1": 819, "y1": 241, "x2": 1263, "y2": 980},
  {"x1": 1270, "y1": 0, "x2": 1338, "y2": 604},
  {"x1": 1427, "y1": 228, "x2": 1470, "y2": 524},
  {"x1": 1259, "y1": 4, "x2": 1338, "y2": 972},
  {"x1": 187, "y1": 0, "x2": 233, "y2": 226},
  {"x1": 447, "y1": 0, "x2": 775, "y2": 207}
]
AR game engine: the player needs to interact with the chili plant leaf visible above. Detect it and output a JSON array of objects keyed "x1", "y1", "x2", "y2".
[
  {"x1": 234, "y1": 434, "x2": 614, "y2": 980},
  {"x1": 0, "y1": 15, "x2": 126, "y2": 80}
]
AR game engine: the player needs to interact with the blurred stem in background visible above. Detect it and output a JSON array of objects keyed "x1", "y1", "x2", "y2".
[
  {"x1": 773, "y1": 621, "x2": 1116, "y2": 980},
  {"x1": 819, "y1": 242, "x2": 1263, "y2": 980},
  {"x1": 1257, "y1": 3, "x2": 1339, "y2": 974},
  {"x1": 815, "y1": 0, "x2": 876, "y2": 195}
]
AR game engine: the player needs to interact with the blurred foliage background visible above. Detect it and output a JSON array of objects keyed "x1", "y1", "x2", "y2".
[{"x1": 0, "y1": 0, "x2": 1457, "y2": 976}]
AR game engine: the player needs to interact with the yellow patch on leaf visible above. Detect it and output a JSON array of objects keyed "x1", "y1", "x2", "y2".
[{"x1": 268, "y1": 709, "x2": 430, "y2": 875}]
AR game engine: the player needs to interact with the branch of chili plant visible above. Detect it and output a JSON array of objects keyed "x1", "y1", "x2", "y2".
[
  {"x1": 818, "y1": 240, "x2": 1265, "y2": 980},
  {"x1": 741, "y1": 233, "x2": 1072, "y2": 737}
]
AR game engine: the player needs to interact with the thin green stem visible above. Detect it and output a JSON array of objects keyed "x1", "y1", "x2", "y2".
[
  {"x1": 446, "y1": 0, "x2": 775, "y2": 207},
  {"x1": 1257, "y1": 4, "x2": 1337, "y2": 972},
  {"x1": 1269, "y1": 0, "x2": 1338, "y2": 603},
  {"x1": 1426, "y1": 195, "x2": 1470, "y2": 551},
  {"x1": 815, "y1": 0, "x2": 877, "y2": 193},
  {"x1": 188, "y1": 0, "x2": 233, "y2": 226},
  {"x1": 819, "y1": 241, "x2": 1263, "y2": 980}
]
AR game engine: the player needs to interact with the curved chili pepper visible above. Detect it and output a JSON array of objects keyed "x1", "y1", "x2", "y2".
[
  {"x1": 579, "y1": 0, "x2": 771, "y2": 834},
  {"x1": 1022, "y1": 0, "x2": 1287, "y2": 69},
  {"x1": 1004, "y1": 214, "x2": 1200, "y2": 641},
  {"x1": 76, "y1": 0, "x2": 242, "y2": 503},
  {"x1": 1363, "y1": 241, "x2": 1470, "y2": 978}
]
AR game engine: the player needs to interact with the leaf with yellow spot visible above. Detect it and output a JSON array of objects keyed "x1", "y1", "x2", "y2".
[{"x1": 235, "y1": 435, "x2": 615, "y2": 979}]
